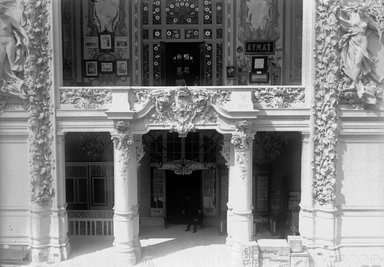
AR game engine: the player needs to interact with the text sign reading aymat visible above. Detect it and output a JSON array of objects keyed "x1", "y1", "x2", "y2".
[{"x1": 245, "y1": 41, "x2": 275, "y2": 54}]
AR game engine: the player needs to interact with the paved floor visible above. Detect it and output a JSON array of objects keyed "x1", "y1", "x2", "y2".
[{"x1": 58, "y1": 225, "x2": 232, "y2": 267}]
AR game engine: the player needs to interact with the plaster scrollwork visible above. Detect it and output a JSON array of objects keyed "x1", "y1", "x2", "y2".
[
  {"x1": 339, "y1": 1, "x2": 384, "y2": 107},
  {"x1": 60, "y1": 88, "x2": 112, "y2": 109},
  {"x1": 253, "y1": 87, "x2": 305, "y2": 108},
  {"x1": 111, "y1": 121, "x2": 134, "y2": 177},
  {"x1": 135, "y1": 86, "x2": 230, "y2": 137},
  {"x1": 231, "y1": 121, "x2": 254, "y2": 180},
  {"x1": 314, "y1": 0, "x2": 340, "y2": 205}
]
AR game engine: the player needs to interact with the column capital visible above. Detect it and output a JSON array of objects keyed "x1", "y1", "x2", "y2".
[
  {"x1": 231, "y1": 120, "x2": 255, "y2": 152},
  {"x1": 111, "y1": 121, "x2": 134, "y2": 150}
]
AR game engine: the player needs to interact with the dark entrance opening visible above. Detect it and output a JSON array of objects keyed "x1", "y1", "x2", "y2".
[
  {"x1": 166, "y1": 170, "x2": 202, "y2": 225},
  {"x1": 163, "y1": 42, "x2": 202, "y2": 86}
]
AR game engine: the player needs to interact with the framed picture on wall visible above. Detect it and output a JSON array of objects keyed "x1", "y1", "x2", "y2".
[
  {"x1": 251, "y1": 56, "x2": 268, "y2": 73},
  {"x1": 116, "y1": 60, "x2": 128, "y2": 76},
  {"x1": 99, "y1": 33, "x2": 113, "y2": 50},
  {"x1": 84, "y1": 36, "x2": 99, "y2": 49},
  {"x1": 84, "y1": 60, "x2": 98, "y2": 77},
  {"x1": 100, "y1": 61, "x2": 114, "y2": 73}
]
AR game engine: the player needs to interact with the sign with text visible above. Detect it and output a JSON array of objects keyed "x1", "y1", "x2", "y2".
[{"x1": 245, "y1": 41, "x2": 275, "y2": 54}]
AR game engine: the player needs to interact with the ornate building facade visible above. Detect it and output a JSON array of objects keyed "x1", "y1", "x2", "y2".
[{"x1": 0, "y1": 0, "x2": 383, "y2": 266}]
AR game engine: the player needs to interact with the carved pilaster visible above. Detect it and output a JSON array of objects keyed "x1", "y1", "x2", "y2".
[{"x1": 314, "y1": 0, "x2": 340, "y2": 206}]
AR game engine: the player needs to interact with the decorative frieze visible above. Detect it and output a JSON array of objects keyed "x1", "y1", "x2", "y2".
[
  {"x1": 60, "y1": 88, "x2": 112, "y2": 109},
  {"x1": 253, "y1": 87, "x2": 305, "y2": 108},
  {"x1": 135, "y1": 86, "x2": 230, "y2": 137},
  {"x1": 23, "y1": 0, "x2": 54, "y2": 204},
  {"x1": 313, "y1": 0, "x2": 340, "y2": 205}
]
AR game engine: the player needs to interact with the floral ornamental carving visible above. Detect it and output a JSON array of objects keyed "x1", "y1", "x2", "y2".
[
  {"x1": 314, "y1": 0, "x2": 340, "y2": 205},
  {"x1": 60, "y1": 88, "x2": 112, "y2": 109},
  {"x1": 253, "y1": 87, "x2": 305, "y2": 108},
  {"x1": 22, "y1": 0, "x2": 54, "y2": 204},
  {"x1": 137, "y1": 86, "x2": 230, "y2": 137},
  {"x1": 111, "y1": 121, "x2": 134, "y2": 176},
  {"x1": 231, "y1": 121, "x2": 253, "y2": 180},
  {"x1": 339, "y1": 1, "x2": 384, "y2": 108}
]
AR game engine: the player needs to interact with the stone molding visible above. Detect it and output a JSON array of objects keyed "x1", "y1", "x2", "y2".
[
  {"x1": 313, "y1": 0, "x2": 340, "y2": 205},
  {"x1": 60, "y1": 88, "x2": 112, "y2": 109},
  {"x1": 134, "y1": 86, "x2": 231, "y2": 137},
  {"x1": 253, "y1": 86, "x2": 305, "y2": 108},
  {"x1": 24, "y1": 0, "x2": 55, "y2": 204}
]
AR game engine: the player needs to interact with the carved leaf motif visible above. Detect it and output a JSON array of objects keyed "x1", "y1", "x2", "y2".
[
  {"x1": 253, "y1": 87, "x2": 305, "y2": 108},
  {"x1": 61, "y1": 88, "x2": 112, "y2": 109}
]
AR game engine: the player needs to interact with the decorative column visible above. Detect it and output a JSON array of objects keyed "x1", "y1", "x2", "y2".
[
  {"x1": 48, "y1": 133, "x2": 70, "y2": 263},
  {"x1": 220, "y1": 135, "x2": 233, "y2": 245},
  {"x1": 228, "y1": 121, "x2": 255, "y2": 264},
  {"x1": 111, "y1": 121, "x2": 141, "y2": 265}
]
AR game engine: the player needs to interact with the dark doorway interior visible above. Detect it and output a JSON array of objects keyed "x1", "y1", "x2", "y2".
[
  {"x1": 164, "y1": 42, "x2": 201, "y2": 86},
  {"x1": 166, "y1": 170, "x2": 201, "y2": 225}
]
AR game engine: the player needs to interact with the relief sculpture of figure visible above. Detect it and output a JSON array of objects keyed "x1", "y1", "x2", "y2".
[
  {"x1": 339, "y1": 6, "x2": 384, "y2": 105},
  {"x1": 0, "y1": 2, "x2": 29, "y2": 99}
]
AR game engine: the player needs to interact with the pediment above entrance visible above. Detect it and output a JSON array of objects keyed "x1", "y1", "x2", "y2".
[{"x1": 125, "y1": 86, "x2": 259, "y2": 136}]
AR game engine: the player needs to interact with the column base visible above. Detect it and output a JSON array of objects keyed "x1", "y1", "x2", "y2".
[
  {"x1": 113, "y1": 241, "x2": 142, "y2": 265},
  {"x1": 48, "y1": 239, "x2": 71, "y2": 263},
  {"x1": 30, "y1": 245, "x2": 50, "y2": 264}
]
